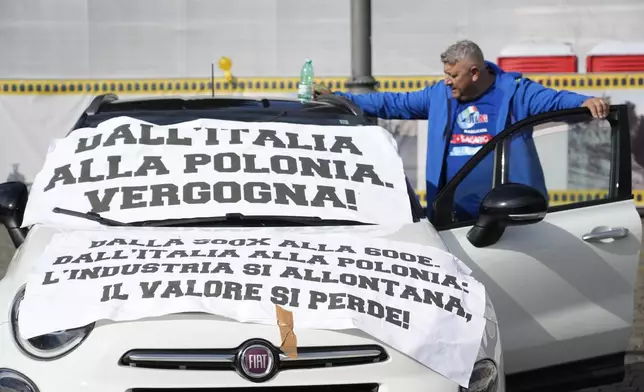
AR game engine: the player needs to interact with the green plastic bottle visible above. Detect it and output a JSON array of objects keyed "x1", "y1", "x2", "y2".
[{"x1": 297, "y1": 59, "x2": 314, "y2": 102}]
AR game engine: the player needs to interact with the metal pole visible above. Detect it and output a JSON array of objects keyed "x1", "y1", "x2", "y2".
[{"x1": 346, "y1": 0, "x2": 377, "y2": 94}]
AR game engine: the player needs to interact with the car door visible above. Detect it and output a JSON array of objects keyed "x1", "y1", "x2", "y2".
[{"x1": 430, "y1": 105, "x2": 642, "y2": 392}]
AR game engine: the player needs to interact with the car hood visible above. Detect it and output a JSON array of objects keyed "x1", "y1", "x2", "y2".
[{"x1": 0, "y1": 220, "x2": 498, "y2": 333}]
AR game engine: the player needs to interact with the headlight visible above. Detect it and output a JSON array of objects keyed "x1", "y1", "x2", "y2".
[
  {"x1": 0, "y1": 368, "x2": 38, "y2": 392},
  {"x1": 459, "y1": 359, "x2": 498, "y2": 392},
  {"x1": 11, "y1": 286, "x2": 94, "y2": 360}
]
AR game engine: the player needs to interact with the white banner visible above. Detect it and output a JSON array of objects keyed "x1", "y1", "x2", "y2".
[
  {"x1": 19, "y1": 228, "x2": 486, "y2": 387},
  {"x1": 21, "y1": 116, "x2": 413, "y2": 228}
]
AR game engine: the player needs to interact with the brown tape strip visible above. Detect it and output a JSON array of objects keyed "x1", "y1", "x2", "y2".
[{"x1": 276, "y1": 304, "x2": 298, "y2": 359}]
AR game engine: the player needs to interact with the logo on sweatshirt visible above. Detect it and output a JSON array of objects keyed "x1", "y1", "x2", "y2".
[
  {"x1": 450, "y1": 146, "x2": 483, "y2": 157},
  {"x1": 451, "y1": 134, "x2": 492, "y2": 145},
  {"x1": 457, "y1": 105, "x2": 489, "y2": 130}
]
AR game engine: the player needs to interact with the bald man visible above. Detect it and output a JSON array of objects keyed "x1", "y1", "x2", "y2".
[{"x1": 315, "y1": 40, "x2": 609, "y2": 221}]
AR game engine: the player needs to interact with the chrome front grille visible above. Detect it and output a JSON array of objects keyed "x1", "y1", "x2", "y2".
[
  {"x1": 131, "y1": 385, "x2": 379, "y2": 392},
  {"x1": 120, "y1": 344, "x2": 388, "y2": 371}
]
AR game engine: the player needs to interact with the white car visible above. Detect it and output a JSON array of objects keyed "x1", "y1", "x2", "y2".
[{"x1": 0, "y1": 93, "x2": 640, "y2": 392}]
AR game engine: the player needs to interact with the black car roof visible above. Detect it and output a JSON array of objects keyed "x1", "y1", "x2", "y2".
[
  {"x1": 82, "y1": 93, "x2": 359, "y2": 115},
  {"x1": 72, "y1": 93, "x2": 370, "y2": 130}
]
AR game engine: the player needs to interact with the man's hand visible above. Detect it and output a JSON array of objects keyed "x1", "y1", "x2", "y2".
[
  {"x1": 313, "y1": 82, "x2": 332, "y2": 99},
  {"x1": 581, "y1": 97, "x2": 610, "y2": 118}
]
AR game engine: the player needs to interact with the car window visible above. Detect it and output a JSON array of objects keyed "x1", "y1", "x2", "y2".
[
  {"x1": 434, "y1": 111, "x2": 619, "y2": 227},
  {"x1": 449, "y1": 147, "x2": 495, "y2": 223},
  {"x1": 60, "y1": 97, "x2": 426, "y2": 224},
  {"x1": 508, "y1": 115, "x2": 613, "y2": 209}
]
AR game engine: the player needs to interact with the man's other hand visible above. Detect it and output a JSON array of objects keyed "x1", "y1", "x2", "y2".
[
  {"x1": 313, "y1": 82, "x2": 332, "y2": 98},
  {"x1": 582, "y1": 97, "x2": 610, "y2": 118}
]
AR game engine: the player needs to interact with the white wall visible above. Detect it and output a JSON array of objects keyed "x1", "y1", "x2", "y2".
[{"x1": 2, "y1": 0, "x2": 644, "y2": 79}]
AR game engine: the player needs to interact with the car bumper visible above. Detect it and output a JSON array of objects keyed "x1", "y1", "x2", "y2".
[{"x1": 0, "y1": 315, "x2": 464, "y2": 391}]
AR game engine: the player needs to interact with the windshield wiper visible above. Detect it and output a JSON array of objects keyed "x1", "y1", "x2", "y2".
[
  {"x1": 52, "y1": 207, "x2": 126, "y2": 226},
  {"x1": 51, "y1": 209, "x2": 369, "y2": 228},
  {"x1": 128, "y1": 213, "x2": 369, "y2": 227}
]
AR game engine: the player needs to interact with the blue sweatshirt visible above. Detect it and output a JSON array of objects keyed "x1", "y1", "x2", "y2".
[{"x1": 333, "y1": 61, "x2": 590, "y2": 219}]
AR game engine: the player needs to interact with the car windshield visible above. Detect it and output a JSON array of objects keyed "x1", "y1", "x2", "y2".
[{"x1": 25, "y1": 96, "x2": 424, "y2": 229}]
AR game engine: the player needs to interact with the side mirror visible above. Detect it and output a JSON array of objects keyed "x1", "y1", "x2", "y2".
[
  {"x1": 0, "y1": 181, "x2": 29, "y2": 248},
  {"x1": 466, "y1": 183, "x2": 548, "y2": 248}
]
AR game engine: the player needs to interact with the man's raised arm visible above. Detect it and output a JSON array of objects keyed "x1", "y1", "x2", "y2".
[
  {"x1": 517, "y1": 78, "x2": 610, "y2": 118},
  {"x1": 315, "y1": 84, "x2": 432, "y2": 120}
]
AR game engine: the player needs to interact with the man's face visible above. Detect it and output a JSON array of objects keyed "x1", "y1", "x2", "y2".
[{"x1": 443, "y1": 60, "x2": 479, "y2": 100}]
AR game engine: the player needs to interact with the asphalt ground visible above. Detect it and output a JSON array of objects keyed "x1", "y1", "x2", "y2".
[{"x1": 1, "y1": 223, "x2": 643, "y2": 391}]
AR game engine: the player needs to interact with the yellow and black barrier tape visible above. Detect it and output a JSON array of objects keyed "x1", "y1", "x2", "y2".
[
  {"x1": 414, "y1": 189, "x2": 644, "y2": 208},
  {"x1": 2, "y1": 72, "x2": 644, "y2": 95}
]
